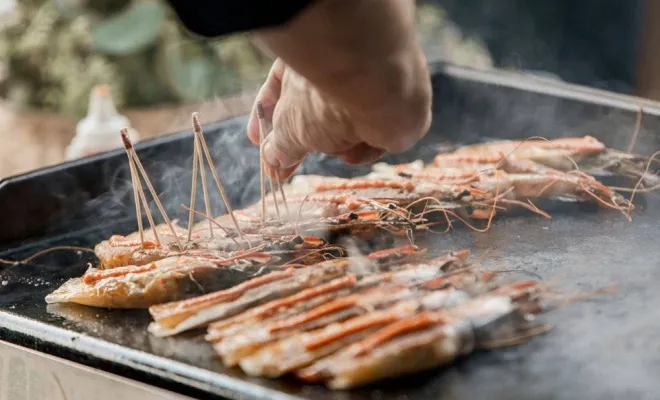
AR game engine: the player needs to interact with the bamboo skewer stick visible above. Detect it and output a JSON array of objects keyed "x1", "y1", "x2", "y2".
[
  {"x1": 196, "y1": 134, "x2": 214, "y2": 238},
  {"x1": 128, "y1": 149, "x2": 145, "y2": 246},
  {"x1": 133, "y1": 164, "x2": 161, "y2": 245},
  {"x1": 121, "y1": 129, "x2": 183, "y2": 249},
  {"x1": 257, "y1": 103, "x2": 279, "y2": 220},
  {"x1": 186, "y1": 133, "x2": 200, "y2": 241},
  {"x1": 255, "y1": 104, "x2": 296, "y2": 232},
  {"x1": 191, "y1": 113, "x2": 245, "y2": 240},
  {"x1": 123, "y1": 138, "x2": 160, "y2": 245},
  {"x1": 268, "y1": 170, "x2": 281, "y2": 221},
  {"x1": 257, "y1": 104, "x2": 268, "y2": 222},
  {"x1": 277, "y1": 177, "x2": 297, "y2": 235}
]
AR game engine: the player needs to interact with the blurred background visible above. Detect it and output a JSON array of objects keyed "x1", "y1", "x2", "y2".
[{"x1": 0, "y1": 0, "x2": 656, "y2": 178}]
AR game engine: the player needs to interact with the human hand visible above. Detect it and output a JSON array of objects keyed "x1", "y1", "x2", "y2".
[
  {"x1": 246, "y1": 56, "x2": 431, "y2": 179},
  {"x1": 245, "y1": 0, "x2": 431, "y2": 179}
]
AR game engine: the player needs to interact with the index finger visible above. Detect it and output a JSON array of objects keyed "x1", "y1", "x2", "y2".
[{"x1": 247, "y1": 59, "x2": 285, "y2": 145}]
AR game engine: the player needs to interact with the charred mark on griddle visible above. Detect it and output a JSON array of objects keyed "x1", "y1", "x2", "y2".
[
  {"x1": 398, "y1": 172, "x2": 413, "y2": 179},
  {"x1": 455, "y1": 189, "x2": 472, "y2": 201},
  {"x1": 348, "y1": 212, "x2": 359, "y2": 221},
  {"x1": 608, "y1": 160, "x2": 622, "y2": 170}
]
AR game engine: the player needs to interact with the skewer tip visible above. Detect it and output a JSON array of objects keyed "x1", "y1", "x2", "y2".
[
  {"x1": 256, "y1": 103, "x2": 265, "y2": 120},
  {"x1": 120, "y1": 128, "x2": 132, "y2": 149},
  {"x1": 192, "y1": 112, "x2": 202, "y2": 133}
]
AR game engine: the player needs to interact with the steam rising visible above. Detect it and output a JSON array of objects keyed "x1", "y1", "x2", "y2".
[{"x1": 66, "y1": 60, "x2": 660, "y2": 246}]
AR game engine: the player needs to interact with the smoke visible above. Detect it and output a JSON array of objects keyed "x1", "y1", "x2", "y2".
[
  {"x1": 67, "y1": 0, "x2": 660, "y2": 244},
  {"x1": 73, "y1": 91, "x2": 258, "y2": 239}
]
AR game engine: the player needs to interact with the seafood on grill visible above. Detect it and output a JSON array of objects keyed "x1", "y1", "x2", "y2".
[
  {"x1": 296, "y1": 281, "x2": 547, "y2": 389},
  {"x1": 95, "y1": 230, "x2": 336, "y2": 269},
  {"x1": 147, "y1": 245, "x2": 429, "y2": 337},
  {"x1": 470, "y1": 170, "x2": 633, "y2": 216},
  {"x1": 210, "y1": 263, "x2": 490, "y2": 367},
  {"x1": 45, "y1": 252, "x2": 273, "y2": 308},
  {"x1": 237, "y1": 278, "x2": 540, "y2": 380},
  {"x1": 203, "y1": 247, "x2": 467, "y2": 342},
  {"x1": 148, "y1": 262, "x2": 346, "y2": 337},
  {"x1": 94, "y1": 222, "x2": 188, "y2": 269},
  {"x1": 38, "y1": 115, "x2": 624, "y2": 391},
  {"x1": 444, "y1": 135, "x2": 660, "y2": 187},
  {"x1": 204, "y1": 250, "x2": 472, "y2": 339},
  {"x1": 289, "y1": 164, "x2": 632, "y2": 225},
  {"x1": 199, "y1": 187, "x2": 425, "y2": 240}
]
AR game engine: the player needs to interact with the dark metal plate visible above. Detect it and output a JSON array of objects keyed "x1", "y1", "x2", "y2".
[{"x1": 1, "y1": 63, "x2": 660, "y2": 400}]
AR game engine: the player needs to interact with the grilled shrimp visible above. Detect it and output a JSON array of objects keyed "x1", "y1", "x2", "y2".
[
  {"x1": 475, "y1": 170, "x2": 632, "y2": 215},
  {"x1": 45, "y1": 254, "x2": 271, "y2": 308},
  {"x1": 95, "y1": 231, "x2": 331, "y2": 270},
  {"x1": 147, "y1": 260, "x2": 350, "y2": 337},
  {"x1": 238, "y1": 289, "x2": 473, "y2": 378},
  {"x1": 210, "y1": 257, "x2": 482, "y2": 366},
  {"x1": 147, "y1": 245, "x2": 429, "y2": 337},
  {"x1": 204, "y1": 247, "x2": 468, "y2": 343},
  {"x1": 213, "y1": 286, "x2": 415, "y2": 366},
  {"x1": 451, "y1": 135, "x2": 660, "y2": 187},
  {"x1": 297, "y1": 281, "x2": 547, "y2": 389},
  {"x1": 95, "y1": 222, "x2": 188, "y2": 269}
]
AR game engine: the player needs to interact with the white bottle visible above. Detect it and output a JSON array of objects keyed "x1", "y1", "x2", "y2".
[{"x1": 65, "y1": 84, "x2": 139, "y2": 160}]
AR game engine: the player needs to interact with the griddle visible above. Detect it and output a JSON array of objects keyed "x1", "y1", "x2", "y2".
[{"x1": 1, "y1": 62, "x2": 660, "y2": 400}]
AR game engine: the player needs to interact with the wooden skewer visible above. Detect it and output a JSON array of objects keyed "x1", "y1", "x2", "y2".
[
  {"x1": 268, "y1": 170, "x2": 281, "y2": 221},
  {"x1": 122, "y1": 137, "x2": 160, "y2": 245},
  {"x1": 186, "y1": 132, "x2": 200, "y2": 241},
  {"x1": 195, "y1": 134, "x2": 215, "y2": 238},
  {"x1": 127, "y1": 148, "x2": 145, "y2": 246},
  {"x1": 121, "y1": 129, "x2": 183, "y2": 249},
  {"x1": 277, "y1": 177, "x2": 297, "y2": 235},
  {"x1": 191, "y1": 113, "x2": 245, "y2": 240},
  {"x1": 133, "y1": 164, "x2": 161, "y2": 245},
  {"x1": 256, "y1": 106, "x2": 296, "y2": 233},
  {"x1": 257, "y1": 104, "x2": 268, "y2": 222},
  {"x1": 258, "y1": 104, "x2": 282, "y2": 221}
]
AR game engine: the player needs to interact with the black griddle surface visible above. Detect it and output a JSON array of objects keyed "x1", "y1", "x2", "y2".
[
  {"x1": 2, "y1": 204, "x2": 660, "y2": 400},
  {"x1": 2, "y1": 64, "x2": 660, "y2": 400}
]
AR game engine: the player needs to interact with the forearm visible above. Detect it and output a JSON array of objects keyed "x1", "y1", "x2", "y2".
[{"x1": 252, "y1": 0, "x2": 432, "y2": 152}]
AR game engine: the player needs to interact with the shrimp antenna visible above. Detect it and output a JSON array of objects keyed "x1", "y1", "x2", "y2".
[
  {"x1": 192, "y1": 113, "x2": 245, "y2": 241},
  {"x1": 121, "y1": 130, "x2": 159, "y2": 246},
  {"x1": 180, "y1": 204, "x2": 239, "y2": 246},
  {"x1": 121, "y1": 129, "x2": 181, "y2": 248}
]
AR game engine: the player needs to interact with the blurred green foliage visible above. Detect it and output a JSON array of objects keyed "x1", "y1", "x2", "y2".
[
  {"x1": 0, "y1": 0, "x2": 273, "y2": 116},
  {"x1": 0, "y1": 1, "x2": 484, "y2": 117}
]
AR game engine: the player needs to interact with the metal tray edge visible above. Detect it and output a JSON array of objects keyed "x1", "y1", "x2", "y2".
[{"x1": 0, "y1": 311, "x2": 302, "y2": 400}]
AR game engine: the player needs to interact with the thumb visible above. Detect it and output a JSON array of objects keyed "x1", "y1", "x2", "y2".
[{"x1": 262, "y1": 128, "x2": 308, "y2": 173}]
